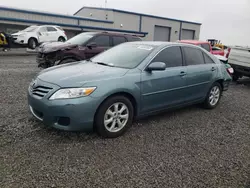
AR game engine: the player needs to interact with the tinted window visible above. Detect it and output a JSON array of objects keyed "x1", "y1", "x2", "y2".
[
  {"x1": 67, "y1": 33, "x2": 93, "y2": 45},
  {"x1": 203, "y1": 53, "x2": 215, "y2": 64},
  {"x1": 183, "y1": 47, "x2": 205, "y2": 65},
  {"x1": 39, "y1": 27, "x2": 47, "y2": 32},
  {"x1": 113, "y1": 36, "x2": 126, "y2": 46},
  {"x1": 47, "y1": 27, "x2": 57, "y2": 32},
  {"x1": 151, "y1": 46, "x2": 183, "y2": 68},
  {"x1": 91, "y1": 43, "x2": 155, "y2": 69},
  {"x1": 201, "y1": 43, "x2": 210, "y2": 52},
  {"x1": 93, "y1": 35, "x2": 110, "y2": 47}
]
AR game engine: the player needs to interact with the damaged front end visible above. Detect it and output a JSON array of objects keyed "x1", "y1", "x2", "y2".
[{"x1": 37, "y1": 51, "x2": 60, "y2": 68}]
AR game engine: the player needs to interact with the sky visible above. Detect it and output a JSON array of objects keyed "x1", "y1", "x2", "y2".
[{"x1": 1, "y1": 0, "x2": 249, "y2": 46}]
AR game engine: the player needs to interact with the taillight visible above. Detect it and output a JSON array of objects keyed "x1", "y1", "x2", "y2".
[{"x1": 227, "y1": 67, "x2": 234, "y2": 75}]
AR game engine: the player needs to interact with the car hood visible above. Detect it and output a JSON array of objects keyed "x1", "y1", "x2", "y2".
[
  {"x1": 38, "y1": 42, "x2": 78, "y2": 53},
  {"x1": 37, "y1": 61, "x2": 129, "y2": 87},
  {"x1": 11, "y1": 32, "x2": 26, "y2": 36}
]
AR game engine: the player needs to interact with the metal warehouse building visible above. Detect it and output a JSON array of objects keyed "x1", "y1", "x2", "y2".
[{"x1": 0, "y1": 6, "x2": 201, "y2": 41}]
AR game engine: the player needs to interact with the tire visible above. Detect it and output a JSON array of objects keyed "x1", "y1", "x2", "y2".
[
  {"x1": 95, "y1": 96, "x2": 134, "y2": 138},
  {"x1": 28, "y1": 38, "x2": 38, "y2": 49},
  {"x1": 203, "y1": 82, "x2": 222, "y2": 109},
  {"x1": 59, "y1": 58, "x2": 78, "y2": 65},
  {"x1": 58, "y1": 36, "x2": 65, "y2": 42}
]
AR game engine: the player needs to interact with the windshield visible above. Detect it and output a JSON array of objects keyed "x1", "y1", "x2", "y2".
[
  {"x1": 22, "y1": 26, "x2": 38, "y2": 32},
  {"x1": 91, "y1": 43, "x2": 156, "y2": 69},
  {"x1": 66, "y1": 33, "x2": 94, "y2": 45}
]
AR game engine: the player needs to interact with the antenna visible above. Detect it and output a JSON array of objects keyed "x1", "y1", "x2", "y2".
[{"x1": 105, "y1": 0, "x2": 107, "y2": 8}]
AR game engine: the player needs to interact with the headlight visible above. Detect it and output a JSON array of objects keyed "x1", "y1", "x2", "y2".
[
  {"x1": 19, "y1": 34, "x2": 26, "y2": 37},
  {"x1": 49, "y1": 87, "x2": 96, "y2": 100}
]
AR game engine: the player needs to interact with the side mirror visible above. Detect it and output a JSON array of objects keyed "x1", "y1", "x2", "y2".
[
  {"x1": 87, "y1": 42, "x2": 97, "y2": 49},
  {"x1": 146, "y1": 62, "x2": 166, "y2": 71}
]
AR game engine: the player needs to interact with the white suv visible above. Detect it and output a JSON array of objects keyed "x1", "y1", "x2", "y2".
[{"x1": 11, "y1": 25, "x2": 67, "y2": 49}]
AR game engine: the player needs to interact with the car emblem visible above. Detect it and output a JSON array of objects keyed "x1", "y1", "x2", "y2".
[{"x1": 32, "y1": 80, "x2": 37, "y2": 88}]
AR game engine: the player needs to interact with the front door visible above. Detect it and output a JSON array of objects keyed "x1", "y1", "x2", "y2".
[
  {"x1": 140, "y1": 46, "x2": 188, "y2": 114},
  {"x1": 182, "y1": 46, "x2": 216, "y2": 102},
  {"x1": 38, "y1": 27, "x2": 49, "y2": 43},
  {"x1": 85, "y1": 35, "x2": 111, "y2": 59}
]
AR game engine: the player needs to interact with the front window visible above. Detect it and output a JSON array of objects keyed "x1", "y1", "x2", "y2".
[
  {"x1": 66, "y1": 33, "x2": 94, "y2": 45},
  {"x1": 22, "y1": 26, "x2": 38, "y2": 32},
  {"x1": 91, "y1": 43, "x2": 156, "y2": 69}
]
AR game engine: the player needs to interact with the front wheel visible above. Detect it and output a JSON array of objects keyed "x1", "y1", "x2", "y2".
[
  {"x1": 95, "y1": 96, "x2": 134, "y2": 138},
  {"x1": 28, "y1": 38, "x2": 38, "y2": 49},
  {"x1": 203, "y1": 82, "x2": 222, "y2": 109}
]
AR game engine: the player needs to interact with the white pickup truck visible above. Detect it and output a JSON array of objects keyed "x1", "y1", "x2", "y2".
[{"x1": 228, "y1": 46, "x2": 250, "y2": 81}]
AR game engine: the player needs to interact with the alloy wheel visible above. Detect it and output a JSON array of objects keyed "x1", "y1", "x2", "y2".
[
  {"x1": 104, "y1": 102, "x2": 129, "y2": 133},
  {"x1": 209, "y1": 86, "x2": 220, "y2": 106}
]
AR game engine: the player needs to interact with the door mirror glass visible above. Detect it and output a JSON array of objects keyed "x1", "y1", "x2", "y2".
[
  {"x1": 146, "y1": 62, "x2": 166, "y2": 71},
  {"x1": 87, "y1": 42, "x2": 97, "y2": 48}
]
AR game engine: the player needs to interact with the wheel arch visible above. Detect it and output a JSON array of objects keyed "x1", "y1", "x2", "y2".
[
  {"x1": 59, "y1": 55, "x2": 82, "y2": 64},
  {"x1": 94, "y1": 91, "x2": 139, "y2": 126},
  {"x1": 215, "y1": 79, "x2": 224, "y2": 90}
]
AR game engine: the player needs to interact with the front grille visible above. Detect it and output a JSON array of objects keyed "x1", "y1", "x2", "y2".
[{"x1": 31, "y1": 85, "x2": 53, "y2": 98}]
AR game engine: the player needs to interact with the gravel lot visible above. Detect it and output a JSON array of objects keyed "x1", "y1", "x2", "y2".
[{"x1": 1, "y1": 56, "x2": 250, "y2": 188}]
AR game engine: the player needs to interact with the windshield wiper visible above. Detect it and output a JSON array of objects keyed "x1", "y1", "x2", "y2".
[{"x1": 95, "y1": 62, "x2": 114, "y2": 67}]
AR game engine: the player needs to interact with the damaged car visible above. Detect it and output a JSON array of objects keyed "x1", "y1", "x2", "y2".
[{"x1": 36, "y1": 31, "x2": 142, "y2": 68}]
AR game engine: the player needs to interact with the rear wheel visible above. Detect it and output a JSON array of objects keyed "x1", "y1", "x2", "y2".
[
  {"x1": 95, "y1": 96, "x2": 134, "y2": 138},
  {"x1": 58, "y1": 36, "x2": 65, "y2": 42},
  {"x1": 203, "y1": 82, "x2": 222, "y2": 109}
]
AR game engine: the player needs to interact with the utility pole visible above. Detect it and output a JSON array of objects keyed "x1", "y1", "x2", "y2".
[{"x1": 105, "y1": 0, "x2": 107, "y2": 8}]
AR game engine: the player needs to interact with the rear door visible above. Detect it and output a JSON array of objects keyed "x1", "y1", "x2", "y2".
[
  {"x1": 141, "y1": 46, "x2": 188, "y2": 113},
  {"x1": 46, "y1": 26, "x2": 58, "y2": 41},
  {"x1": 85, "y1": 35, "x2": 111, "y2": 59},
  {"x1": 182, "y1": 46, "x2": 217, "y2": 102}
]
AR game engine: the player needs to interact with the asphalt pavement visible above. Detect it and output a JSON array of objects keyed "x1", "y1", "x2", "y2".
[{"x1": 0, "y1": 56, "x2": 250, "y2": 188}]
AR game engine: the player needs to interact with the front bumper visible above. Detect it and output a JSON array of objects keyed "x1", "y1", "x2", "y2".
[
  {"x1": 27, "y1": 79, "x2": 101, "y2": 132},
  {"x1": 12, "y1": 36, "x2": 28, "y2": 44}
]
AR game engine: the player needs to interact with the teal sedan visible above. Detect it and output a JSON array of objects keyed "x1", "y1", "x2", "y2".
[{"x1": 28, "y1": 42, "x2": 232, "y2": 138}]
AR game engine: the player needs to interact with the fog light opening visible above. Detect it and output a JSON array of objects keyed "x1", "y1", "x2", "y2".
[{"x1": 57, "y1": 117, "x2": 70, "y2": 126}]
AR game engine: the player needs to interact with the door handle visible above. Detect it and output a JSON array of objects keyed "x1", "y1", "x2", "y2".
[
  {"x1": 180, "y1": 71, "x2": 187, "y2": 76},
  {"x1": 211, "y1": 67, "x2": 216, "y2": 71}
]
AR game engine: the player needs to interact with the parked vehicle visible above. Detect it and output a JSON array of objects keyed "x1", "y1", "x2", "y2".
[
  {"x1": 28, "y1": 41, "x2": 232, "y2": 138},
  {"x1": 36, "y1": 31, "x2": 142, "y2": 68},
  {"x1": 211, "y1": 46, "x2": 225, "y2": 56},
  {"x1": 227, "y1": 46, "x2": 250, "y2": 81},
  {"x1": 11, "y1": 25, "x2": 67, "y2": 49},
  {"x1": 178, "y1": 40, "x2": 233, "y2": 76}
]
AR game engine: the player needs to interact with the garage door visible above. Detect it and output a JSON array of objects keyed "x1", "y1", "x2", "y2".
[
  {"x1": 181, "y1": 29, "x2": 195, "y2": 40},
  {"x1": 154, "y1": 26, "x2": 171, "y2": 41}
]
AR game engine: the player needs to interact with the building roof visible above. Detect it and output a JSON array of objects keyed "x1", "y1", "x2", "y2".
[
  {"x1": 74, "y1": 6, "x2": 202, "y2": 25},
  {"x1": 0, "y1": 6, "x2": 148, "y2": 36}
]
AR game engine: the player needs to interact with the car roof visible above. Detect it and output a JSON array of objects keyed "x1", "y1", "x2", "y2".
[
  {"x1": 179, "y1": 40, "x2": 210, "y2": 45},
  {"x1": 85, "y1": 31, "x2": 141, "y2": 38},
  {"x1": 126, "y1": 41, "x2": 202, "y2": 47}
]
